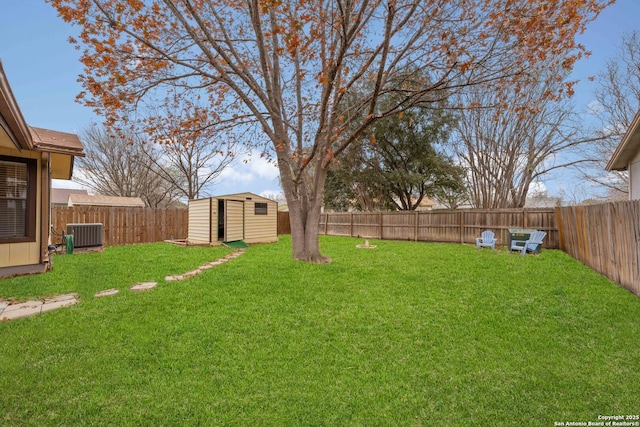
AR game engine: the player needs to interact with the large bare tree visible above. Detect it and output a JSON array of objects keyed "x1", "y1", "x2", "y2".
[
  {"x1": 50, "y1": 0, "x2": 609, "y2": 261},
  {"x1": 452, "y1": 70, "x2": 588, "y2": 209},
  {"x1": 578, "y1": 31, "x2": 640, "y2": 198},
  {"x1": 76, "y1": 125, "x2": 180, "y2": 207},
  {"x1": 144, "y1": 104, "x2": 241, "y2": 200}
]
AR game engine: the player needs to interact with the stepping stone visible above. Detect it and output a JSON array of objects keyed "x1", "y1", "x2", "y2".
[
  {"x1": 1, "y1": 300, "x2": 43, "y2": 321},
  {"x1": 130, "y1": 282, "x2": 157, "y2": 292},
  {"x1": 41, "y1": 297, "x2": 79, "y2": 313},
  {"x1": 44, "y1": 293, "x2": 78, "y2": 303},
  {"x1": 0, "y1": 294, "x2": 80, "y2": 320},
  {"x1": 163, "y1": 250, "x2": 245, "y2": 283},
  {"x1": 95, "y1": 288, "x2": 119, "y2": 297},
  {"x1": 182, "y1": 270, "x2": 199, "y2": 279}
]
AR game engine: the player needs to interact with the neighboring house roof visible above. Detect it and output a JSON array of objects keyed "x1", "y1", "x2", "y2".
[
  {"x1": 401, "y1": 197, "x2": 436, "y2": 210},
  {"x1": 606, "y1": 109, "x2": 640, "y2": 171},
  {"x1": 417, "y1": 197, "x2": 436, "y2": 208},
  {"x1": 68, "y1": 194, "x2": 145, "y2": 208},
  {"x1": 51, "y1": 188, "x2": 89, "y2": 205}
]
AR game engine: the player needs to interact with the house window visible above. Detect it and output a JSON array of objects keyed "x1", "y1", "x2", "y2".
[
  {"x1": 0, "y1": 156, "x2": 36, "y2": 242},
  {"x1": 255, "y1": 202, "x2": 268, "y2": 215}
]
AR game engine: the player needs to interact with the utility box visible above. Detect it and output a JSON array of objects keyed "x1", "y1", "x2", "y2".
[
  {"x1": 66, "y1": 223, "x2": 103, "y2": 248},
  {"x1": 508, "y1": 228, "x2": 538, "y2": 251}
]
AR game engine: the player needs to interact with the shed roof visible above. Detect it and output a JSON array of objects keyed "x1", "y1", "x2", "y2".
[
  {"x1": 68, "y1": 194, "x2": 145, "y2": 208},
  {"x1": 606, "y1": 109, "x2": 640, "y2": 171},
  {"x1": 215, "y1": 192, "x2": 276, "y2": 203}
]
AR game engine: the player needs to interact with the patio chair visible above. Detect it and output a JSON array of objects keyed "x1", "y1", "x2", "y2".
[
  {"x1": 510, "y1": 230, "x2": 547, "y2": 256},
  {"x1": 476, "y1": 230, "x2": 496, "y2": 249}
]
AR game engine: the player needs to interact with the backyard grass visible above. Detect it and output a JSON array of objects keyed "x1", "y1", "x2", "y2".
[{"x1": 0, "y1": 236, "x2": 639, "y2": 426}]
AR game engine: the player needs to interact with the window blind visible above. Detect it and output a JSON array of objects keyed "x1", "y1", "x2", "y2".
[{"x1": 0, "y1": 160, "x2": 28, "y2": 238}]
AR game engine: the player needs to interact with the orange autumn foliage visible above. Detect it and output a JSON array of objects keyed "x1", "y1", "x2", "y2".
[{"x1": 47, "y1": 0, "x2": 612, "y2": 261}]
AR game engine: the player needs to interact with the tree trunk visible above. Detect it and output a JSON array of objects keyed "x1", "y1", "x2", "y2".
[
  {"x1": 279, "y1": 155, "x2": 331, "y2": 263},
  {"x1": 287, "y1": 193, "x2": 330, "y2": 263}
]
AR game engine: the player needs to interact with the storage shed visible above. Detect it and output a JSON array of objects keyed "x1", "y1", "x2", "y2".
[{"x1": 188, "y1": 192, "x2": 278, "y2": 246}]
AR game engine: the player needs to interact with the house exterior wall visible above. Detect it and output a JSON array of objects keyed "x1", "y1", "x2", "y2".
[
  {"x1": 50, "y1": 152, "x2": 73, "y2": 180},
  {"x1": 0, "y1": 146, "x2": 43, "y2": 273},
  {"x1": 187, "y1": 198, "x2": 212, "y2": 244},
  {"x1": 630, "y1": 151, "x2": 640, "y2": 200},
  {"x1": 0, "y1": 130, "x2": 18, "y2": 149}
]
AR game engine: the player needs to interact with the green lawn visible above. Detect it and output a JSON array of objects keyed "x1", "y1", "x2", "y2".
[{"x1": 1, "y1": 236, "x2": 639, "y2": 426}]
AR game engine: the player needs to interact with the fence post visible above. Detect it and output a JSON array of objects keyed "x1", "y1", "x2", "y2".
[
  {"x1": 324, "y1": 213, "x2": 328, "y2": 235},
  {"x1": 315, "y1": 208, "x2": 558, "y2": 249},
  {"x1": 349, "y1": 212, "x2": 353, "y2": 237},
  {"x1": 555, "y1": 207, "x2": 564, "y2": 251},
  {"x1": 51, "y1": 206, "x2": 189, "y2": 246}
]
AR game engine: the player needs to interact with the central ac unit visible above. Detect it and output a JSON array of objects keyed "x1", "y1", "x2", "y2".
[{"x1": 66, "y1": 223, "x2": 104, "y2": 248}]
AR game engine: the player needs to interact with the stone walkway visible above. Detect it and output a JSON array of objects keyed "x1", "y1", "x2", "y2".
[
  {"x1": 0, "y1": 249, "x2": 245, "y2": 322},
  {"x1": 0, "y1": 294, "x2": 79, "y2": 321}
]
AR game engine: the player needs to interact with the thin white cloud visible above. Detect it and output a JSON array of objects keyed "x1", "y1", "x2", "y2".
[
  {"x1": 52, "y1": 178, "x2": 87, "y2": 190},
  {"x1": 243, "y1": 151, "x2": 279, "y2": 180},
  {"x1": 529, "y1": 182, "x2": 547, "y2": 196},
  {"x1": 259, "y1": 190, "x2": 285, "y2": 200},
  {"x1": 219, "y1": 165, "x2": 254, "y2": 183},
  {"x1": 220, "y1": 151, "x2": 279, "y2": 184}
]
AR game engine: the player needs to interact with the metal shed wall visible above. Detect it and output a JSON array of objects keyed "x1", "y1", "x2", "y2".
[
  {"x1": 225, "y1": 200, "x2": 245, "y2": 241},
  {"x1": 187, "y1": 198, "x2": 211, "y2": 244},
  {"x1": 188, "y1": 192, "x2": 278, "y2": 245},
  {"x1": 244, "y1": 199, "x2": 278, "y2": 244}
]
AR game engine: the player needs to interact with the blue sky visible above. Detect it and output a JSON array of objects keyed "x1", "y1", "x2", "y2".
[
  {"x1": 1, "y1": 1, "x2": 639, "y2": 198},
  {"x1": 0, "y1": 1, "x2": 282, "y2": 196}
]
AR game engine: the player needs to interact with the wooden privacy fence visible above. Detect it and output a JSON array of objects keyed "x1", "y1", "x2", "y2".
[
  {"x1": 557, "y1": 201, "x2": 640, "y2": 297},
  {"x1": 52, "y1": 206, "x2": 188, "y2": 247},
  {"x1": 318, "y1": 208, "x2": 559, "y2": 248},
  {"x1": 54, "y1": 204, "x2": 639, "y2": 296},
  {"x1": 277, "y1": 211, "x2": 291, "y2": 235}
]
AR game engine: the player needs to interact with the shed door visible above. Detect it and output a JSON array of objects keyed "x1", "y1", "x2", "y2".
[{"x1": 224, "y1": 200, "x2": 244, "y2": 242}]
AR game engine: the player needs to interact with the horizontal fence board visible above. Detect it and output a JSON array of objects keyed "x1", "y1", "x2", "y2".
[
  {"x1": 318, "y1": 206, "x2": 639, "y2": 296},
  {"x1": 557, "y1": 201, "x2": 640, "y2": 297},
  {"x1": 52, "y1": 206, "x2": 188, "y2": 247},
  {"x1": 319, "y1": 208, "x2": 559, "y2": 249},
  {"x1": 277, "y1": 211, "x2": 291, "y2": 235}
]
